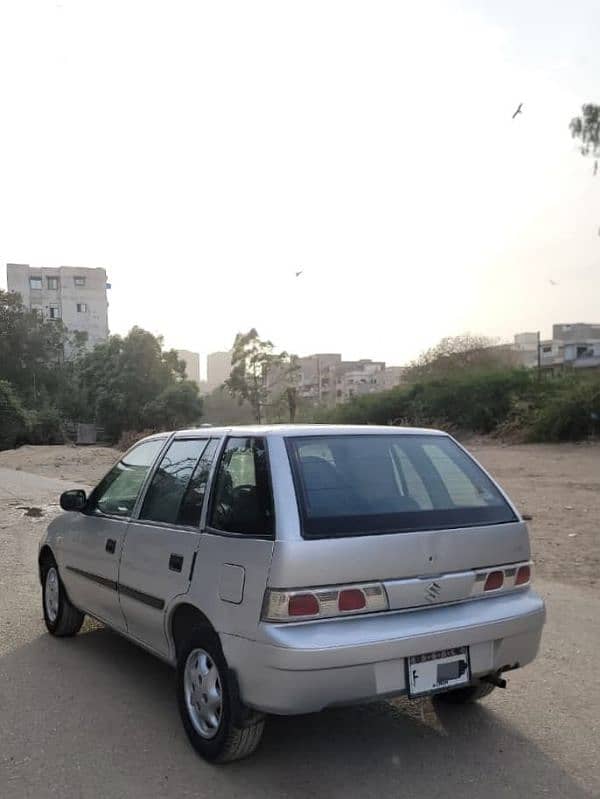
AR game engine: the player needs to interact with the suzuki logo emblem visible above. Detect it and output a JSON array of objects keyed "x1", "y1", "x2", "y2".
[{"x1": 425, "y1": 581, "x2": 441, "y2": 602}]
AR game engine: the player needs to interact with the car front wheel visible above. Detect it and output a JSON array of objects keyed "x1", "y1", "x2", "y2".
[
  {"x1": 176, "y1": 632, "x2": 265, "y2": 763},
  {"x1": 42, "y1": 562, "x2": 84, "y2": 637}
]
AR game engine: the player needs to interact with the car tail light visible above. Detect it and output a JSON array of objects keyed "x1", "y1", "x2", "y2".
[
  {"x1": 484, "y1": 571, "x2": 504, "y2": 591},
  {"x1": 262, "y1": 582, "x2": 388, "y2": 622},
  {"x1": 338, "y1": 589, "x2": 366, "y2": 612},
  {"x1": 288, "y1": 593, "x2": 320, "y2": 616},
  {"x1": 515, "y1": 564, "x2": 531, "y2": 585}
]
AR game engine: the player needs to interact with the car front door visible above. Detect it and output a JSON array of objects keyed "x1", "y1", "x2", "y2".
[
  {"x1": 60, "y1": 437, "x2": 167, "y2": 631},
  {"x1": 118, "y1": 437, "x2": 220, "y2": 656}
]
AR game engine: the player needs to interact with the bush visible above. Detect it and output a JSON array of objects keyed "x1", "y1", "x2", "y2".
[
  {"x1": 528, "y1": 377, "x2": 600, "y2": 441},
  {"x1": 322, "y1": 369, "x2": 532, "y2": 434},
  {"x1": 0, "y1": 380, "x2": 29, "y2": 450},
  {"x1": 117, "y1": 429, "x2": 158, "y2": 451},
  {"x1": 26, "y1": 406, "x2": 65, "y2": 445}
]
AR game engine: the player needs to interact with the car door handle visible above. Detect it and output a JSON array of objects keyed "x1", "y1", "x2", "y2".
[
  {"x1": 169, "y1": 553, "x2": 184, "y2": 572},
  {"x1": 105, "y1": 538, "x2": 116, "y2": 554}
]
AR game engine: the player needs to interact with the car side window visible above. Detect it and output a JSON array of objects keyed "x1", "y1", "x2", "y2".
[
  {"x1": 209, "y1": 437, "x2": 273, "y2": 536},
  {"x1": 139, "y1": 438, "x2": 210, "y2": 525},
  {"x1": 87, "y1": 439, "x2": 165, "y2": 517},
  {"x1": 177, "y1": 439, "x2": 220, "y2": 527}
]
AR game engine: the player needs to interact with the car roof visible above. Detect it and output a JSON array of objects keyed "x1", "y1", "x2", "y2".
[{"x1": 160, "y1": 424, "x2": 446, "y2": 439}]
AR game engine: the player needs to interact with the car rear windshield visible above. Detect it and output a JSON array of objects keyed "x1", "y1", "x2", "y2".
[{"x1": 285, "y1": 434, "x2": 516, "y2": 538}]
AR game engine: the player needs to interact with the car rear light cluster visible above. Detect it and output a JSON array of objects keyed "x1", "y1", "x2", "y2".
[
  {"x1": 476, "y1": 562, "x2": 532, "y2": 594},
  {"x1": 262, "y1": 582, "x2": 389, "y2": 622}
]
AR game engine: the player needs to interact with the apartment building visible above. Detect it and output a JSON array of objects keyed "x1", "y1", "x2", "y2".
[
  {"x1": 176, "y1": 350, "x2": 201, "y2": 385},
  {"x1": 292, "y1": 354, "x2": 404, "y2": 406},
  {"x1": 7, "y1": 264, "x2": 109, "y2": 349},
  {"x1": 207, "y1": 351, "x2": 233, "y2": 391}
]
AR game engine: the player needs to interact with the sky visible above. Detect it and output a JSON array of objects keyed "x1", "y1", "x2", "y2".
[{"x1": 1, "y1": 0, "x2": 599, "y2": 377}]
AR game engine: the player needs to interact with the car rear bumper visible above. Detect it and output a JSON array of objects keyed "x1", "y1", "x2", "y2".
[{"x1": 221, "y1": 589, "x2": 545, "y2": 714}]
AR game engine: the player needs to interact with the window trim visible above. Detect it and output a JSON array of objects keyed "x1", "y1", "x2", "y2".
[
  {"x1": 204, "y1": 435, "x2": 276, "y2": 540},
  {"x1": 84, "y1": 436, "x2": 170, "y2": 520},
  {"x1": 285, "y1": 434, "x2": 517, "y2": 540},
  {"x1": 134, "y1": 436, "x2": 215, "y2": 530}
]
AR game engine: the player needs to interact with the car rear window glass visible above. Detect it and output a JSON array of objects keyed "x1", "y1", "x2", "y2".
[{"x1": 286, "y1": 434, "x2": 516, "y2": 538}]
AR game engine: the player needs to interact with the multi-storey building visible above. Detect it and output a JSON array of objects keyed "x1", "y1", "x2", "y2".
[
  {"x1": 207, "y1": 351, "x2": 233, "y2": 391},
  {"x1": 6, "y1": 263, "x2": 109, "y2": 349}
]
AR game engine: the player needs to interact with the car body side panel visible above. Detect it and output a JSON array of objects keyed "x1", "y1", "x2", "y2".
[{"x1": 183, "y1": 533, "x2": 274, "y2": 638}]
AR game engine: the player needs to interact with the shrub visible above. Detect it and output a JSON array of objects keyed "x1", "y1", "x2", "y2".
[
  {"x1": 528, "y1": 377, "x2": 600, "y2": 441},
  {"x1": 26, "y1": 406, "x2": 65, "y2": 445}
]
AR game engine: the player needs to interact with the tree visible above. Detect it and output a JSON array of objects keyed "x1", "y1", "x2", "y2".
[
  {"x1": 0, "y1": 380, "x2": 29, "y2": 449},
  {"x1": 405, "y1": 333, "x2": 516, "y2": 380},
  {"x1": 73, "y1": 327, "x2": 201, "y2": 440},
  {"x1": 224, "y1": 329, "x2": 288, "y2": 423},
  {"x1": 570, "y1": 104, "x2": 600, "y2": 174},
  {"x1": 0, "y1": 290, "x2": 70, "y2": 406},
  {"x1": 143, "y1": 381, "x2": 204, "y2": 430}
]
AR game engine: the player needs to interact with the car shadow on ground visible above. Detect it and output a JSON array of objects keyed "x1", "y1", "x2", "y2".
[{"x1": 0, "y1": 626, "x2": 594, "y2": 799}]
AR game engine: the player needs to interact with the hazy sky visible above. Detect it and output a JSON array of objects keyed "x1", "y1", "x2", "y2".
[{"x1": 1, "y1": 0, "x2": 599, "y2": 376}]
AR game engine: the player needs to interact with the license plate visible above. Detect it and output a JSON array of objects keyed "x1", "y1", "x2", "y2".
[{"x1": 407, "y1": 646, "x2": 471, "y2": 698}]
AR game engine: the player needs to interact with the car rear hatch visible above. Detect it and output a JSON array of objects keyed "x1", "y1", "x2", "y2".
[{"x1": 266, "y1": 432, "x2": 530, "y2": 617}]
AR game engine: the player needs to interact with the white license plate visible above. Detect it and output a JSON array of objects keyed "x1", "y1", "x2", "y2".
[{"x1": 407, "y1": 646, "x2": 471, "y2": 697}]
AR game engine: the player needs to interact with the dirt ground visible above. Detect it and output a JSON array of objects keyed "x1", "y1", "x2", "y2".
[{"x1": 0, "y1": 440, "x2": 598, "y2": 592}]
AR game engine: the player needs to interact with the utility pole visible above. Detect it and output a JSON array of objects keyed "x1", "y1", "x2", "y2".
[{"x1": 537, "y1": 331, "x2": 541, "y2": 378}]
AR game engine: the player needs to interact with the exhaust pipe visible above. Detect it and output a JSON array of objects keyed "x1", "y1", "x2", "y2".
[{"x1": 483, "y1": 672, "x2": 507, "y2": 689}]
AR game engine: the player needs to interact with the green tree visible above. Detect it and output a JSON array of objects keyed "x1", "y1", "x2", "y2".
[
  {"x1": 224, "y1": 329, "x2": 288, "y2": 423},
  {"x1": 570, "y1": 103, "x2": 600, "y2": 174},
  {"x1": 0, "y1": 380, "x2": 29, "y2": 449},
  {"x1": 0, "y1": 290, "x2": 70, "y2": 406},
  {"x1": 74, "y1": 326, "x2": 201, "y2": 440}
]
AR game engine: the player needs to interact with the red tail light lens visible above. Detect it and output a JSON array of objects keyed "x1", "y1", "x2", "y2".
[
  {"x1": 288, "y1": 593, "x2": 320, "y2": 616},
  {"x1": 515, "y1": 565, "x2": 531, "y2": 585},
  {"x1": 484, "y1": 571, "x2": 504, "y2": 591},
  {"x1": 338, "y1": 589, "x2": 366, "y2": 612}
]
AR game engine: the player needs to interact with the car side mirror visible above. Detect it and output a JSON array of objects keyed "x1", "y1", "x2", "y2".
[{"x1": 60, "y1": 489, "x2": 87, "y2": 512}]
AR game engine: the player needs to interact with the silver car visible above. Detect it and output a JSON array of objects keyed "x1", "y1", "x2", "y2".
[{"x1": 39, "y1": 425, "x2": 545, "y2": 762}]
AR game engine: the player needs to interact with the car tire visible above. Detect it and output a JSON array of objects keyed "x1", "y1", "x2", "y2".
[
  {"x1": 42, "y1": 560, "x2": 85, "y2": 637},
  {"x1": 433, "y1": 679, "x2": 496, "y2": 704},
  {"x1": 176, "y1": 631, "x2": 265, "y2": 763}
]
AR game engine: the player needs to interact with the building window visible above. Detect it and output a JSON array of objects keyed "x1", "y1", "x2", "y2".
[
  {"x1": 542, "y1": 345, "x2": 552, "y2": 354},
  {"x1": 29, "y1": 277, "x2": 43, "y2": 290},
  {"x1": 48, "y1": 304, "x2": 61, "y2": 320},
  {"x1": 76, "y1": 303, "x2": 88, "y2": 313},
  {"x1": 47, "y1": 276, "x2": 60, "y2": 290},
  {"x1": 74, "y1": 276, "x2": 86, "y2": 287}
]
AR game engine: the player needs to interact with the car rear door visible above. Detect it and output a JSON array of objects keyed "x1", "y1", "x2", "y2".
[
  {"x1": 118, "y1": 437, "x2": 220, "y2": 657},
  {"x1": 60, "y1": 437, "x2": 167, "y2": 631}
]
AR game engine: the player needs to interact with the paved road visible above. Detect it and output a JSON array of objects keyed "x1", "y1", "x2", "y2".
[{"x1": 1, "y1": 468, "x2": 598, "y2": 798}]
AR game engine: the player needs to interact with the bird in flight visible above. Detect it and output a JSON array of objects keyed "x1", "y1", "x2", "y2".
[
  {"x1": 512, "y1": 103, "x2": 523, "y2": 119},
  {"x1": 295, "y1": 269, "x2": 303, "y2": 278},
  {"x1": 549, "y1": 279, "x2": 558, "y2": 286}
]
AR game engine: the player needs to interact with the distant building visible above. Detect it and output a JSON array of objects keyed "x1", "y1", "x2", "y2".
[
  {"x1": 207, "y1": 351, "x2": 233, "y2": 391},
  {"x1": 177, "y1": 349, "x2": 201, "y2": 385},
  {"x1": 6, "y1": 263, "x2": 109, "y2": 349},
  {"x1": 514, "y1": 323, "x2": 600, "y2": 372}
]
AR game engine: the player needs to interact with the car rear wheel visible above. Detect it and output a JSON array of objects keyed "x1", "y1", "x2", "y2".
[
  {"x1": 434, "y1": 679, "x2": 496, "y2": 704},
  {"x1": 42, "y1": 561, "x2": 84, "y2": 637},
  {"x1": 176, "y1": 632, "x2": 265, "y2": 763}
]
